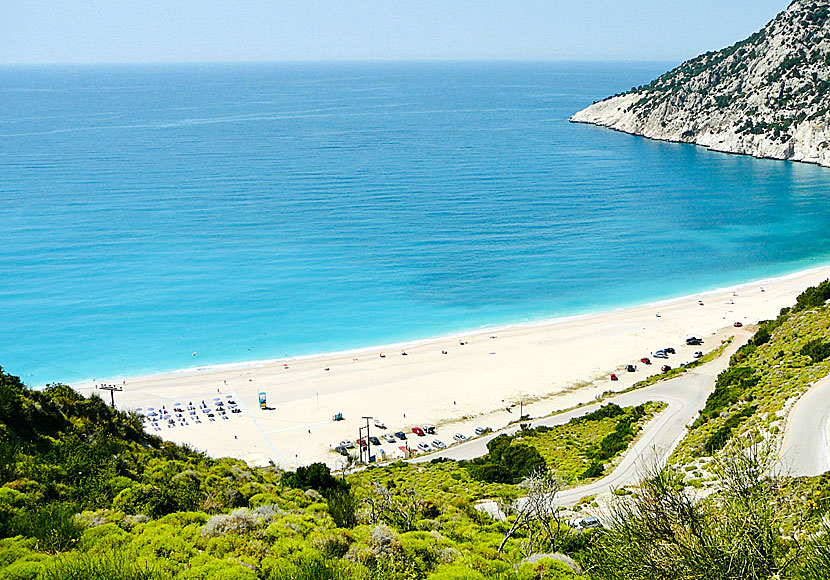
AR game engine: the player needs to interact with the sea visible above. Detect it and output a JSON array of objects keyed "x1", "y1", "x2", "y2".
[{"x1": 3, "y1": 62, "x2": 830, "y2": 387}]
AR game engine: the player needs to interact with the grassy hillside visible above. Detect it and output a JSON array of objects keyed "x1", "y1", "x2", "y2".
[
  {"x1": 671, "y1": 280, "x2": 830, "y2": 480},
  {"x1": 3, "y1": 281, "x2": 830, "y2": 579}
]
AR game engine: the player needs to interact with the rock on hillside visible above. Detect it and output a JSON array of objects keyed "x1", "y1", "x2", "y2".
[{"x1": 571, "y1": 0, "x2": 830, "y2": 167}]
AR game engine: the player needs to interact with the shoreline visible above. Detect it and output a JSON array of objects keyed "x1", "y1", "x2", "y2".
[
  {"x1": 73, "y1": 261, "x2": 830, "y2": 389},
  {"x1": 74, "y1": 263, "x2": 830, "y2": 469}
]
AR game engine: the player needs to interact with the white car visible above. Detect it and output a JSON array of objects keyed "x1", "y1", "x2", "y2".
[
  {"x1": 432, "y1": 439, "x2": 446, "y2": 449},
  {"x1": 340, "y1": 440, "x2": 354, "y2": 449},
  {"x1": 417, "y1": 442, "x2": 432, "y2": 452},
  {"x1": 453, "y1": 433, "x2": 467, "y2": 442},
  {"x1": 374, "y1": 418, "x2": 386, "y2": 429},
  {"x1": 382, "y1": 433, "x2": 396, "y2": 443},
  {"x1": 475, "y1": 426, "x2": 488, "y2": 435}
]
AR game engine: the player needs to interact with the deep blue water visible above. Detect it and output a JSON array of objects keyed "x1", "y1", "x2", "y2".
[{"x1": 3, "y1": 62, "x2": 830, "y2": 386}]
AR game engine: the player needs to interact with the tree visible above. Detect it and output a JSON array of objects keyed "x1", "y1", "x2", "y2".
[
  {"x1": 363, "y1": 482, "x2": 426, "y2": 532},
  {"x1": 583, "y1": 435, "x2": 801, "y2": 580},
  {"x1": 498, "y1": 469, "x2": 565, "y2": 555}
]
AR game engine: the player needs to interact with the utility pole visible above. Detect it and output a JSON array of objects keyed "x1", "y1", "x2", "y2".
[
  {"x1": 365, "y1": 416, "x2": 372, "y2": 462},
  {"x1": 99, "y1": 384, "x2": 123, "y2": 407}
]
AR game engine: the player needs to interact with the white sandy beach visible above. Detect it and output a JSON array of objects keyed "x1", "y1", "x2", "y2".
[{"x1": 76, "y1": 266, "x2": 830, "y2": 470}]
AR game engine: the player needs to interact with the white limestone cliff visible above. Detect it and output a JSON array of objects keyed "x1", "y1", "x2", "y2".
[{"x1": 571, "y1": 0, "x2": 830, "y2": 168}]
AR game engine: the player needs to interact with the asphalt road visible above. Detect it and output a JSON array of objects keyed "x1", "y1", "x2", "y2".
[
  {"x1": 413, "y1": 334, "x2": 748, "y2": 508},
  {"x1": 777, "y1": 375, "x2": 830, "y2": 477}
]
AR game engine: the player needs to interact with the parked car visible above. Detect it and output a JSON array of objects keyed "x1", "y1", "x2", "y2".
[
  {"x1": 356, "y1": 437, "x2": 367, "y2": 447},
  {"x1": 661, "y1": 365, "x2": 672, "y2": 372},
  {"x1": 574, "y1": 516, "x2": 602, "y2": 530},
  {"x1": 340, "y1": 440, "x2": 354, "y2": 449},
  {"x1": 453, "y1": 433, "x2": 467, "y2": 442},
  {"x1": 665, "y1": 347, "x2": 676, "y2": 354},
  {"x1": 640, "y1": 357, "x2": 651, "y2": 365},
  {"x1": 423, "y1": 425, "x2": 437, "y2": 434},
  {"x1": 412, "y1": 427, "x2": 425, "y2": 436},
  {"x1": 694, "y1": 351, "x2": 703, "y2": 359},
  {"x1": 475, "y1": 426, "x2": 488, "y2": 436},
  {"x1": 417, "y1": 442, "x2": 432, "y2": 452},
  {"x1": 368, "y1": 436, "x2": 381, "y2": 446},
  {"x1": 373, "y1": 418, "x2": 386, "y2": 429},
  {"x1": 686, "y1": 337, "x2": 703, "y2": 346},
  {"x1": 610, "y1": 373, "x2": 618, "y2": 381},
  {"x1": 734, "y1": 321, "x2": 743, "y2": 327},
  {"x1": 654, "y1": 351, "x2": 669, "y2": 359},
  {"x1": 626, "y1": 364, "x2": 637, "y2": 372},
  {"x1": 335, "y1": 445, "x2": 348, "y2": 456},
  {"x1": 432, "y1": 439, "x2": 446, "y2": 449},
  {"x1": 382, "y1": 433, "x2": 396, "y2": 443},
  {"x1": 394, "y1": 431, "x2": 407, "y2": 440}
]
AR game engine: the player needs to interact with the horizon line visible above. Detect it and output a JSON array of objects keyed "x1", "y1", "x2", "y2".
[{"x1": 0, "y1": 57, "x2": 681, "y2": 68}]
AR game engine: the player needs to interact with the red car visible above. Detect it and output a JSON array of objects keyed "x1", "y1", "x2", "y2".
[
  {"x1": 356, "y1": 437, "x2": 367, "y2": 447},
  {"x1": 734, "y1": 321, "x2": 743, "y2": 327},
  {"x1": 412, "y1": 426, "x2": 425, "y2": 436},
  {"x1": 610, "y1": 373, "x2": 619, "y2": 381},
  {"x1": 640, "y1": 357, "x2": 651, "y2": 365}
]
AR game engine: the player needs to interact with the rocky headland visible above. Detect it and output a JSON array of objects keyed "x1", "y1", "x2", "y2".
[{"x1": 571, "y1": 1, "x2": 830, "y2": 167}]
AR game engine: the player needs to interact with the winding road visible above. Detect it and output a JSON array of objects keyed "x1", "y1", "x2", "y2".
[
  {"x1": 414, "y1": 332, "x2": 751, "y2": 507},
  {"x1": 777, "y1": 375, "x2": 830, "y2": 477}
]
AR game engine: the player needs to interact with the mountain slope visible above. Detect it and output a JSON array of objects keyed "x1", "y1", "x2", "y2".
[{"x1": 571, "y1": 1, "x2": 830, "y2": 167}]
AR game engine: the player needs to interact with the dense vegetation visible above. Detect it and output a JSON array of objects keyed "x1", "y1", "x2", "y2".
[
  {"x1": 4, "y1": 280, "x2": 830, "y2": 578},
  {"x1": 673, "y1": 279, "x2": 830, "y2": 480},
  {"x1": 462, "y1": 403, "x2": 658, "y2": 485}
]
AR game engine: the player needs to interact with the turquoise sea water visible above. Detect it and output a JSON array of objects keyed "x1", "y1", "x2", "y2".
[{"x1": 3, "y1": 62, "x2": 830, "y2": 386}]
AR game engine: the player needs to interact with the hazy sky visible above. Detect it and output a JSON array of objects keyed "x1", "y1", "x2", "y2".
[{"x1": 2, "y1": 1, "x2": 789, "y2": 65}]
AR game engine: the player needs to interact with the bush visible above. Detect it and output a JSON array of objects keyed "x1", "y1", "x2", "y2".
[
  {"x1": 584, "y1": 438, "x2": 795, "y2": 580},
  {"x1": 694, "y1": 366, "x2": 758, "y2": 427},
  {"x1": 324, "y1": 485, "x2": 357, "y2": 529},
  {"x1": 426, "y1": 565, "x2": 486, "y2": 579},
  {"x1": 10, "y1": 503, "x2": 84, "y2": 553},
  {"x1": 284, "y1": 463, "x2": 340, "y2": 493},
  {"x1": 703, "y1": 405, "x2": 756, "y2": 455},
  {"x1": 793, "y1": 279, "x2": 830, "y2": 313},
  {"x1": 581, "y1": 462, "x2": 605, "y2": 479},
  {"x1": 36, "y1": 551, "x2": 160, "y2": 580},
  {"x1": 801, "y1": 338, "x2": 830, "y2": 364},
  {"x1": 517, "y1": 557, "x2": 580, "y2": 579},
  {"x1": 467, "y1": 436, "x2": 546, "y2": 484}
]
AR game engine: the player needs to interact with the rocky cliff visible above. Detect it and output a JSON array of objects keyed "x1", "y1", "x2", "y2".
[{"x1": 571, "y1": 1, "x2": 830, "y2": 167}]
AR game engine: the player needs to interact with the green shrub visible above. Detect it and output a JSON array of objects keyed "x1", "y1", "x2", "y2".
[
  {"x1": 793, "y1": 279, "x2": 830, "y2": 313},
  {"x1": 703, "y1": 405, "x2": 757, "y2": 455},
  {"x1": 426, "y1": 564, "x2": 486, "y2": 579},
  {"x1": 36, "y1": 551, "x2": 160, "y2": 580},
  {"x1": 284, "y1": 463, "x2": 340, "y2": 493},
  {"x1": 467, "y1": 436, "x2": 546, "y2": 484},
  {"x1": 801, "y1": 338, "x2": 830, "y2": 363},
  {"x1": 325, "y1": 485, "x2": 357, "y2": 529},
  {"x1": 581, "y1": 462, "x2": 605, "y2": 479},
  {"x1": 517, "y1": 557, "x2": 580, "y2": 579},
  {"x1": 9, "y1": 503, "x2": 83, "y2": 553}
]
